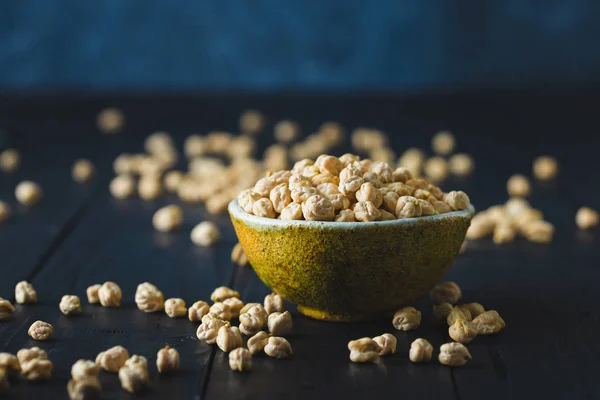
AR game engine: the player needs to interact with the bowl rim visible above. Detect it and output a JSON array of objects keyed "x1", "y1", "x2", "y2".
[{"x1": 228, "y1": 200, "x2": 475, "y2": 229}]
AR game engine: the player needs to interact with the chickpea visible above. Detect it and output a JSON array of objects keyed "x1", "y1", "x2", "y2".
[
  {"x1": 396, "y1": 196, "x2": 422, "y2": 219},
  {"x1": 431, "y1": 200, "x2": 452, "y2": 214},
  {"x1": 439, "y1": 342, "x2": 471, "y2": 367},
  {"x1": 424, "y1": 157, "x2": 449, "y2": 182},
  {"x1": 0, "y1": 201, "x2": 10, "y2": 223},
  {"x1": 493, "y1": 221, "x2": 516, "y2": 244},
  {"x1": 314, "y1": 155, "x2": 342, "y2": 177},
  {"x1": 240, "y1": 110, "x2": 264, "y2": 135},
  {"x1": 381, "y1": 191, "x2": 399, "y2": 214},
  {"x1": 252, "y1": 198, "x2": 276, "y2": 219},
  {"x1": 0, "y1": 148, "x2": 20, "y2": 172},
  {"x1": 267, "y1": 311, "x2": 293, "y2": 336},
  {"x1": 28, "y1": 321, "x2": 54, "y2": 341},
  {"x1": 449, "y1": 319, "x2": 478, "y2": 344},
  {"x1": 211, "y1": 287, "x2": 240, "y2": 303},
  {"x1": 95, "y1": 346, "x2": 129, "y2": 372},
  {"x1": 15, "y1": 281, "x2": 37, "y2": 304},
  {"x1": 152, "y1": 205, "x2": 183, "y2": 232},
  {"x1": 507, "y1": 174, "x2": 531, "y2": 197},
  {"x1": 229, "y1": 348, "x2": 252, "y2": 372},
  {"x1": 209, "y1": 302, "x2": 232, "y2": 321},
  {"x1": 98, "y1": 281, "x2": 122, "y2": 307},
  {"x1": 338, "y1": 176, "x2": 364, "y2": 200},
  {"x1": 354, "y1": 201, "x2": 381, "y2": 222},
  {"x1": 372, "y1": 333, "x2": 397, "y2": 355},
  {"x1": 15, "y1": 181, "x2": 43, "y2": 206},
  {"x1": 432, "y1": 303, "x2": 454, "y2": 321},
  {"x1": 449, "y1": 153, "x2": 474, "y2": 176},
  {"x1": 444, "y1": 191, "x2": 470, "y2": 211},
  {"x1": 264, "y1": 336, "x2": 293, "y2": 359},
  {"x1": 459, "y1": 303, "x2": 485, "y2": 319},
  {"x1": 302, "y1": 195, "x2": 335, "y2": 221},
  {"x1": 247, "y1": 331, "x2": 270, "y2": 355},
  {"x1": 86, "y1": 284, "x2": 101, "y2": 304},
  {"x1": 231, "y1": 243, "x2": 249, "y2": 266},
  {"x1": 335, "y1": 209, "x2": 356, "y2": 222},
  {"x1": 398, "y1": 148, "x2": 425, "y2": 176},
  {"x1": 418, "y1": 199, "x2": 437, "y2": 216},
  {"x1": 188, "y1": 301, "x2": 210, "y2": 322},
  {"x1": 409, "y1": 338, "x2": 433, "y2": 363},
  {"x1": 431, "y1": 281, "x2": 462, "y2": 304},
  {"x1": 472, "y1": 310, "x2": 505, "y2": 335},
  {"x1": 432, "y1": 130, "x2": 455, "y2": 155},
  {"x1": 576, "y1": 207, "x2": 598, "y2": 230},
  {"x1": 355, "y1": 183, "x2": 383, "y2": 208},
  {"x1": 97, "y1": 107, "x2": 124, "y2": 134},
  {"x1": 0, "y1": 353, "x2": 20, "y2": 374},
  {"x1": 135, "y1": 282, "x2": 165, "y2": 312},
  {"x1": 348, "y1": 337, "x2": 381, "y2": 363},
  {"x1": 197, "y1": 316, "x2": 230, "y2": 344},
  {"x1": 217, "y1": 326, "x2": 243, "y2": 352},
  {"x1": 274, "y1": 120, "x2": 299, "y2": 143},
  {"x1": 466, "y1": 213, "x2": 496, "y2": 239},
  {"x1": 17, "y1": 347, "x2": 47, "y2": 365},
  {"x1": 392, "y1": 306, "x2": 421, "y2": 331},
  {"x1": 279, "y1": 202, "x2": 303, "y2": 220},
  {"x1": 378, "y1": 210, "x2": 397, "y2": 221},
  {"x1": 191, "y1": 221, "x2": 220, "y2": 246},
  {"x1": 447, "y1": 306, "x2": 472, "y2": 326},
  {"x1": 72, "y1": 159, "x2": 95, "y2": 184},
  {"x1": 119, "y1": 364, "x2": 148, "y2": 394},
  {"x1": 59, "y1": 295, "x2": 82, "y2": 315},
  {"x1": 237, "y1": 189, "x2": 263, "y2": 214},
  {"x1": 521, "y1": 220, "x2": 554, "y2": 243},
  {"x1": 264, "y1": 292, "x2": 285, "y2": 314},
  {"x1": 533, "y1": 156, "x2": 558, "y2": 180},
  {"x1": 137, "y1": 175, "x2": 162, "y2": 200},
  {"x1": 156, "y1": 346, "x2": 179, "y2": 374},
  {"x1": 165, "y1": 298, "x2": 187, "y2": 318},
  {"x1": 239, "y1": 305, "x2": 268, "y2": 336},
  {"x1": 21, "y1": 359, "x2": 53, "y2": 381},
  {"x1": 392, "y1": 167, "x2": 413, "y2": 183},
  {"x1": 67, "y1": 376, "x2": 101, "y2": 400},
  {"x1": 71, "y1": 359, "x2": 99, "y2": 381},
  {"x1": 110, "y1": 175, "x2": 135, "y2": 199}
]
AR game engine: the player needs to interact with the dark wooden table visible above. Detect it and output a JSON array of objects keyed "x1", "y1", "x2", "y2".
[{"x1": 0, "y1": 91, "x2": 599, "y2": 400}]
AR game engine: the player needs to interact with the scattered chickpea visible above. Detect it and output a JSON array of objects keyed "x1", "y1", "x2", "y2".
[
  {"x1": 191, "y1": 221, "x2": 220, "y2": 246},
  {"x1": 409, "y1": 338, "x2": 433, "y2": 363},
  {"x1": 432, "y1": 303, "x2": 454, "y2": 321},
  {"x1": 264, "y1": 292, "x2": 285, "y2": 314},
  {"x1": 134, "y1": 282, "x2": 164, "y2": 312},
  {"x1": 165, "y1": 298, "x2": 187, "y2": 318},
  {"x1": 72, "y1": 159, "x2": 95, "y2": 184},
  {"x1": 0, "y1": 201, "x2": 10, "y2": 223},
  {"x1": 97, "y1": 108, "x2": 124, "y2": 134},
  {"x1": 71, "y1": 359, "x2": 99, "y2": 381},
  {"x1": 21, "y1": 358, "x2": 53, "y2": 381},
  {"x1": 392, "y1": 306, "x2": 421, "y2": 331},
  {"x1": 164, "y1": 170, "x2": 185, "y2": 193},
  {"x1": 493, "y1": 221, "x2": 516, "y2": 244},
  {"x1": 229, "y1": 347, "x2": 252, "y2": 372},
  {"x1": 109, "y1": 174, "x2": 135, "y2": 199},
  {"x1": 223, "y1": 297, "x2": 244, "y2": 319},
  {"x1": 459, "y1": 303, "x2": 485, "y2": 319},
  {"x1": 431, "y1": 281, "x2": 462, "y2": 304},
  {"x1": 576, "y1": 207, "x2": 599, "y2": 230},
  {"x1": 67, "y1": 376, "x2": 101, "y2": 400},
  {"x1": 86, "y1": 284, "x2": 101, "y2": 304},
  {"x1": 15, "y1": 281, "x2": 37, "y2": 304},
  {"x1": 449, "y1": 319, "x2": 478, "y2": 344},
  {"x1": 472, "y1": 310, "x2": 505, "y2": 335},
  {"x1": 267, "y1": 311, "x2": 293, "y2": 336},
  {"x1": 240, "y1": 110, "x2": 265, "y2": 135},
  {"x1": 197, "y1": 315, "x2": 230, "y2": 344},
  {"x1": 348, "y1": 337, "x2": 381, "y2": 364},
  {"x1": 424, "y1": 157, "x2": 449, "y2": 182},
  {"x1": 533, "y1": 156, "x2": 558, "y2": 180},
  {"x1": 507, "y1": 174, "x2": 531, "y2": 197},
  {"x1": 247, "y1": 331, "x2": 270, "y2": 355},
  {"x1": 217, "y1": 326, "x2": 243, "y2": 352},
  {"x1": 231, "y1": 243, "x2": 249, "y2": 267},
  {"x1": 447, "y1": 306, "x2": 472, "y2": 326},
  {"x1": 372, "y1": 333, "x2": 397, "y2": 355},
  {"x1": 264, "y1": 336, "x2": 293, "y2": 359},
  {"x1": 152, "y1": 205, "x2": 183, "y2": 232},
  {"x1": 211, "y1": 286, "x2": 240, "y2": 302},
  {"x1": 157, "y1": 346, "x2": 180, "y2": 374},
  {"x1": 398, "y1": 148, "x2": 425, "y2": 176},
  {"x1": 239, "y1": 305, "x2": 268, "y2": 336},
  {"x1": 59, "y1": 295, "x2": 82, "y2": 315},
  {"x1": 95, "y1": 346, "x2": 129, "y2": 373},
  {"x1": 459, "y1": 240, "x2": 467, "y2": 254},
  {"x1": 449, "y1": 153, "x2": 474, "y2": 176},
  {"x1": 274, "y1": 120, "x2": 299, "y2": 143},
  {"x1": 0, "y1": 148, "x2": 20, "y2": 172},
  {"x1": 439, "y1": 342, "x2": 471, "y2": 367},
  {"x1": 138, "y1": 175, "x2": 162, "y2": 200},
  {"x1": 521, "y1": 220, "x2": 555, "y2": 243},
  {"x1": 15, "y1": 181, "x2": 43, "y2": 206},
  {"x1": 0, "y1": 367, "x2": 9, "y2": 391},
  {"x1": 466, "y1": 212, "x2": 497, "y2": 239},
  {"x1": 28, "y1": 321, "x2": 54, "y2": 341},
  {"x1": 209, "y1": 302, "x2": 232, "y2": 321},
  {"x1": 119, "y1": 364, "x2": 148, "y2": 394},
  {"x1": 98, "y1": 281, "x2": 122, "y2": 307},
  {"x1": 17, "y1": 347, "x2": 47, "y2": 365},
  {"x1": 188, "y1": 301, "x2": 210, "y2": 322}
]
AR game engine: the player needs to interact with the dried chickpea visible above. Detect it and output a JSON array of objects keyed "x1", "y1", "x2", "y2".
[
  {"x1": 135, "y1": 282, "x2": 164, "y2": 312},
  {"x1": 378, "y1": 210, "x2": 397, "y2": 221},
  {"x1": 381, "y1": 191, "x2": 399, "y2": 214},
  {"x1": 21, "y1": 358, "x2": 53, "y2": 381},
  {"x1": 280, "y1": 202, "x2": 303, "y2": 220},
  {"x1": 392, "y1": 167, "x2": 413, "y2": 183},
  {"x1": 449, "y1": 319, "x2": 478, "y2": 344},
  {"x1": 449, "y1": 153, "x2": 474, "y2": 176},
  {"x1": 521, "y1": 220, "x2": 554, "y2": 243},
  {"x1": 98, "y1": 281, "x2": 122, "y2": 307},
  {"x1": 60, "y1": 295, "x2": 81, "y2": 315},
  {"x1": 211, "y1": 287, "x2": 240, "y2": 302},
  {"x1": 28, "y1": 321, "x2": 54, "y2": 341},
  {"x1": 339, "y1": 164, "x2": 366, "y2": 181},
  {"x1": 424, "y1": 157, "x2": 449, "y2": 182},
  {"x1": 335, "y1": 209, "x2": 356, "y2": 222},
  {"x1": 302, "y1": 195, "x2": 335, "y2": 221},
  {"x1": 413, "y1": 189, "x2": 431, "y2": 200},
  {"x1": 240, "y1": 109, "x2": 264, "y2": 135},
  {"x1": 459, "y1": 303, "x2": 485, "y2": 319},
  {"x1": 0, "y1": 201, "x2": 10, "y2": 223},
  {"x1": 338, "y1": 176, "x2": 364, "y2": 200},
  {"x1": 267, "y1": 311, "x2": 293, "y2": 336},
  {"x1": 392, "y1": 307, "x2": 421, "y2": 331},
  {"x1": 507, "y1": 174, "x2": 531, "y2": 197},
  {"x1": 237, "y1": 189, "x2": 262, "y2": 214},
  {"x1": 15, "y1": 181, "x2": 43, "y2": 206},
  {"x1": 418, "y1": 199, "x2": 437, "y2": 216},
  {"x1": 197, "y1": 316, "x2": 230, "y2": 344},
  {"x1": 191, "y1": 221, "x2": 220, "y2": 246},
  {"x1": 97, "y1": 107, "x2": 124, "y2": 134},
  {"x1": 432, "y1": 130, "x2": 455, "y2": 155},
  {"x1": 217, "y1": 325, "x2": 243, "y2": 352},
  {"x1": 119, "y1": 364, "x2": 148, "y2": 394},
  {"x1": 231, "y1": 243, "x2": 249, "y2": 266},
  {"x1": 315, "y1": 155, "x2": 343, "y2": 176},
  {"x1": 372, "y1": 333, "x2": 397, "y2": 355},
  {"x1": 86, "y1": 284, "x2": 101, "y2": 304},
  {"x1": 274, "y1": 120, "x2": 299, "y2": 143},
  {"x1": 156, "y1": 346, "x2": 179, "y2": 374},
  {"x1": 67, "y1": 376, "x2": 101, "y2": 400},
  {"x1": 267, "y1": 184, "x2": 291, "y2": 214},
  {"x1": 0, "y1": 148, "x2": 20, "y2": 172},
  {"x1": 152, "y1": 205, "x2": 183, "y2": 232},
  {"x1": 431, "y1": 200, "x2": 452, "y2": 214},
  {"x1": 370, "y1": 147, "x2": 395, "y2": 164},
  {"x1": 406, "y1": 178, "x2": 429, "y2": 190},
  {"x1": 95, "y1": 346, "x2": 129, "y2": 373},
  {"x1": 210, "y1": 302, "x2": 232, "y2": 321},
  {"x1": 398, "y1": 148, "x2": 425, "y2": 176},
  {"x1": 466, "y1": 213, "x2": 496, "y2": 239},
  {"x1": 447, "y1": 307, "x2": 472, "y2": 327},
  {"x1": 223, "y1": 298, "x2": 244, "y2": 319},
  {"x1": 188, "y1": 301, "x2": 210, "y2": 322},
  {"x1": 0, "y1": 353, "x2": 20, "y2": 376},
  {"x1": 492, "y1": 220, "x2": 515, "y2": 244},
  {"x1": 472, "y1": 310, "x2": 505, "y2": 335},
  {"x1": 15, "y1": 281, "x2": 37, "y2": 304},
  {"x1": 138, "y1": 175, "x2": 162, "y2": 200},
  {"x1": 396, "y1": 196, "x2": 422, "y2": 219},
  {"x1": 229, "y1": 348, "x2": 252, "y2": 372},
  {"x1": 355, "y1": 183, "x2": 383, "y2": 208},
  {"x1": 71, "y1": 359, "x2": 99, "y2": 381},
  {"x1": 109, "y1": 174, "x2": 135, "y2": 199},
  {"x1": 252, "y1": 198, "x2": 276, "y2": 218},
  {"x1": 362, "y1": 172, "x2": 383, "y2": 188},
  {"x1": 409, "y1": 338, "x2": 433, "y2": 363},
  {"x1": 444, "y1": 191, "x2": 470, "y2": 211},
  {"x1": 247, "y1": 331, "x2": 270, "y2": 354},
  {"x1": 264, "y1": 336, "x2": 293, "y2": 359},
  {"x1": 239, "y1": 305, "x2": 268, "y2": 336},
  {"x1": 264, "y1": 292, "x2": 285, "y2": 314},
  {"x1": 72, "y1": 159, "x2": 95, "y2": 184},
  {"x1": 431, "y1": 281, "x2": 462, "y2": 304},
  {"x1": 576, "y1": 207, "x2": 598, "y2": 230},
  {"x1": 17, "y1": 347, "x2": 47, "y2": 365},
  {"x1": 533, "y1": 156, "x2": 558, "y2": 180},
  {"x1": 504, "y1": 197, "x2": 531, "y2": 217},
  {"x1": 354, "y1": 201, "x2": 381, "y2": 222},
  {"x1": 339, "y1": 153, "x2": 360, "y2": 166},
  {"x1": 432, "y1": 303, "x2": 454, "y2": 321},
  {"x1": 165, "y1": 298, "x2": 187, "y2": 318},
  {"x1": 348, "y1": 337, "x2": 381, "y2": 364},
  {"x1": 439, "y1": 342, "x2": 471, "y2": 367}
]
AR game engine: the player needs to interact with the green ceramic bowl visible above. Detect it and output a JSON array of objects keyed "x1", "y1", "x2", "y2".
[{"x1": 229, "y1": 200, "x2": 474, "y2": 322}]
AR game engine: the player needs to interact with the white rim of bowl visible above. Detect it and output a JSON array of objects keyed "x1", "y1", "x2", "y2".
[{"x1": 228, "y1": 200, "x2": 475, "y2": 229}]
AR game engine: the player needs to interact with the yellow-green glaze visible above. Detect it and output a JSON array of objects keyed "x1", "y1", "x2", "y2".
[{"x1": 229, "y1": 200, "x2": 474, "y2": 322}]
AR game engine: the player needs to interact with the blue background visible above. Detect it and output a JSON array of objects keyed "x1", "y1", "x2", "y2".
[{"x1": 1, "y1": 1, "x2": 599, "y2": 92}]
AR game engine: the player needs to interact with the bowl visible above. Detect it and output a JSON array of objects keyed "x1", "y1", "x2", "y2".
[{"x1": 229, "y1": 200, "x2": 474, "y2": 322}]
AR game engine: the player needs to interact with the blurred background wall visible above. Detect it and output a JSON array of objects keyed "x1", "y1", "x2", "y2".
[{"x1": 1, "y1": 0, "x2": 599, "y2": 92}]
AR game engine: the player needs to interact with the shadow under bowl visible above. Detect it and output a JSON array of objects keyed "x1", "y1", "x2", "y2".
[{"x1": 229, "y1": 200, "x2": 474, "y2": 322}]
